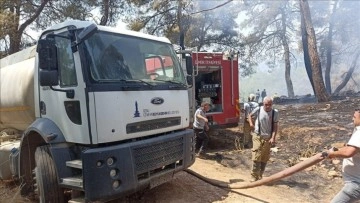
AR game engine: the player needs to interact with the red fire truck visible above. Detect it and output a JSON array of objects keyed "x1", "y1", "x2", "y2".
[
  {"x1": 191, "y1": 52, "x2": 239, "y2": 127},
  {"x1": 145, "y1": 51, "x2": 240, "y2": 127}
]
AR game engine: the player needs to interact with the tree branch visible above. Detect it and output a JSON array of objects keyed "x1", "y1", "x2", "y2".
[
  {"x1": 18, "y1": 0, "x2": 50, "y2": 33},
  {"x1": 190, "y1": 0, "x2": 233, "y2": 15}
]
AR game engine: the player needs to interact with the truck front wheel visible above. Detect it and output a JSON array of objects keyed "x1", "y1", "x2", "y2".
[{"x1": 35, "y1": 146, "x2": 65, "y2": 203}]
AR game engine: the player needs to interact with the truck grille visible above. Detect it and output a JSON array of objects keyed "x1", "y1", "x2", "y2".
[
  {"x1": 133, "y1": 137, "x2": 183, "y2": 174},
  {"x1": 126, "y1": 117, "x2": 181, "y2": 134}
]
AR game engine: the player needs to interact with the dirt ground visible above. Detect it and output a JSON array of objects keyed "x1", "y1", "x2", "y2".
[{"x1": 2, "y1": 97, "x2": 358, "y2": 202}]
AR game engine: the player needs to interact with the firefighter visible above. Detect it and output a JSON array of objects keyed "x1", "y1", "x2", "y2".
[
  {"x1": 193, "y1": 101, "x2": 210, "y2": 158},
  {"x1": 242, "y1": 94, "x2": 259, "y2": 148},
  {"x1": 255, "y1": 89, "x2": 260, "y2": 103},
  {"x1": 324, "y1": 109, "x2": 360, "y2": 202},
  {"x1": 248, "y1": 96, "x2": 279, "y2": 182},
  {"x1": 261, "y1": 89, "x2": 267, "y2": 102}
]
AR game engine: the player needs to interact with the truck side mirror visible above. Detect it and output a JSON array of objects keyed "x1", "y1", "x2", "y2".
[
  {"x1": 37, "y1": 39, "x2": 59, "y2": 86},
  {"x1": 37, "y1": 39, "x2": 58, "y2": 71},
  {"x1": 39, "y1": 70, "x2": 59, "y2": 86},
  {"x1": 185, "y1": 56, "x2": 193, "y2": 75}
]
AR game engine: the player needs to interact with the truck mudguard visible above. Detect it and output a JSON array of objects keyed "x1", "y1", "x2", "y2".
[
  {"x1": 19, "y1": 117, "x2": 70, "y2": 195},
  {"x1": 23, "y1": 118, "x2": 66, "y2": 144}
]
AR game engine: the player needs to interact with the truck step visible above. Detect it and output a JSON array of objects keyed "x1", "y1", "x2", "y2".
[
  {"x1": 61, "y1": 175, "x2": 83, "y2": 189},
  {"x1": 68, "y1": 197, "x2": 85, "y2": 203},
  {"x1": 66, "y1": 159, "x2": 82, "y2": 169}
]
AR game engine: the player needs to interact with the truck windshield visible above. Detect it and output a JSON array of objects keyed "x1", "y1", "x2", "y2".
[{"x1": 83, "y1": 31, "x2": 186, "y2": 85}]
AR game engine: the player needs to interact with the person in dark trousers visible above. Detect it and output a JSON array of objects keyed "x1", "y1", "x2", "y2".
[
  {"x1": 193, "y1": 102, "x2": 210, "y2": 157},
  {"x1": 255, "y1": 89, "x2": 260, "y2": 103},
  {"x1": 261, "y1": 89, "x2": 267, "y2": 102},
  {"x1": 248, "y1": 96, "x2": 279, "y2": 182},
  {"x1": 242, "y1": 94, "x2": 259, "y2": 148},
  {"x1": 324, "y1": 109, "x2": 360, "y2": 202}
]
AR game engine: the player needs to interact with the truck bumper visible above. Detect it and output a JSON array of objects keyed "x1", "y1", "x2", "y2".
[{"x1": 82, "y1": 129, "x2": 195, "y2": 201}]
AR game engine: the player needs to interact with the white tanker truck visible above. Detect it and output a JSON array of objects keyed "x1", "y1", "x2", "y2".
[{"x1": 0, "y1": 20, "x2": 195, "y2": 202}]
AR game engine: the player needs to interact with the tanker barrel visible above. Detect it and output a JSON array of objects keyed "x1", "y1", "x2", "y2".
[{"x1": 0, "y1": 46, "x2": 37, "y2": 131}]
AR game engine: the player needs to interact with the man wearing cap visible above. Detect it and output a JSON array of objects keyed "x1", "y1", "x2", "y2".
[
  {"x1": 324, "y1": 109, "x2": 360, "y2": 202},
  {"x1": 193, "y1": 102, "x2": 210, "y2": 157},
  {"x1": 242, "y1": 94, "x2": 259, "y2": 148}
]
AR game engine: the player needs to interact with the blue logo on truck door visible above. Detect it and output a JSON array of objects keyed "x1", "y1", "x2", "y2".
[{"x1": 134, "y1": 101, "x2": 140, "y2": 117}]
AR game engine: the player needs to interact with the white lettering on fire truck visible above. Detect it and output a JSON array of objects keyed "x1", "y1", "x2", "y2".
[{"x1": 195, "y1": 60, "x2": 221, "y2": 65}]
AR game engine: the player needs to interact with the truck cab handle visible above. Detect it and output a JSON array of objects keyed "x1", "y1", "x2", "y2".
[{"x1": 50, "y1": 86, "x2": 75, "y2": 99}]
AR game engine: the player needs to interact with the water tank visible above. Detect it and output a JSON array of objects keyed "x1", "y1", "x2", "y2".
[{"x1": 0, "y1": 46, "x2": 36, "y2": 131}]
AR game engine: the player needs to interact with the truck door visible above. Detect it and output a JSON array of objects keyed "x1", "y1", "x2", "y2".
[{"x1": 38, "y1": 34, "x2": 90, "y2": 144}]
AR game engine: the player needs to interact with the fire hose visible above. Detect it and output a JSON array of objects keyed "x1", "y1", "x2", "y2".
[{"x1": 184, "y1": 152, "x2": 326, "y2": 189}]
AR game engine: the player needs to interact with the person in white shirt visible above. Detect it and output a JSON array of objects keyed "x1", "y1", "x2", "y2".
[
  {"x1": 248, "y1": 96, "x2": 279, "y2": 182},
  {"x1": 326, "y1": 109, "x2": 360, "y2": 202},
  {"x1": 193, "y1": 102, "x2": 210, "y2": 157}
]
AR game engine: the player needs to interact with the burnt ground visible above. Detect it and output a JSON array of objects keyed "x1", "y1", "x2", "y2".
[
  {"x1": 1, "y1": 97, "x2": 358, "y2": 202},
  {"x1": 205, "y1": 97, "x2": 356, "y2": 201}
]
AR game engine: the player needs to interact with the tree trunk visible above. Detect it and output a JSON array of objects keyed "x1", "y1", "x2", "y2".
[
  {"x1": 280, "y1": 9, "x2": 295, "y2": 98},
  {"x1": 8, "y1": 0, "x2": 49, "y2": 54},
  {"x1": 333, "y1": 49, "x2": 360, "y2": 95},
  {"x1": 324, "y1": 22, "x2": 333, "y2": 94},
  {"x1": 100, "y1": 0, "x2": 110, "y2": 26},
  {"x1": 178, "y1": 0, "x2": 185, "y2": 50},
  {"x1": 301, "y1": 14, "x2": 315, "y2": 95},
  {"x1": 299, "y1": 0, "x2": 329, "y2": 102},
  {"x1": 325, "y1": 0, "x2": 338, "y2": 94},
  {"x1": 8, "y1": 4, "x2": 21, "y2": 55},
  {"x1": 9, "y1": 32, "x2": 22, "y2": 55}
]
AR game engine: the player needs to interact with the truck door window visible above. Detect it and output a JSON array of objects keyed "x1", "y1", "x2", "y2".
[{"x1": 55, "y1": 36, "x2": 77, "y2": 86}]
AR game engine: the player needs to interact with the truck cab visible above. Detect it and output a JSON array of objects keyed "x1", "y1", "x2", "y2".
[{"x1": 1, "y1": 20, "x2": 195, "y2": 202}]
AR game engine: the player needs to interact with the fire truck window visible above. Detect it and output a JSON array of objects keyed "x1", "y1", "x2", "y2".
[
  {"x1": 195, "y1": 69, "x2": 222, "y2": 113},
  {"x1": 145, "y1": 56, "x2": 163, "y2": 79},
  {"x1": 145, "y1": 55, "x2": 175, "y2": 79}
]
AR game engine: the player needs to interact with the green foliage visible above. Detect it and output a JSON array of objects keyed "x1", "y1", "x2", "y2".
[
  {"x1": 1, "y1": 0, "x2": 359, "y2": 100},
  {"x1": 124, "y1": 0, "x2": 242, "y2": 51},
  {"x1": 0, "y1": 0, "x2": 126, "y2": 55},
  {"x1": 239, "y1": 1, "x2": 295, "y2": 70}
]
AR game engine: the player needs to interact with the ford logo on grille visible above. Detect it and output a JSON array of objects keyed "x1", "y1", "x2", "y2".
[{"x1": 151, "y1": 97, "x2": 164, "y2": 105}]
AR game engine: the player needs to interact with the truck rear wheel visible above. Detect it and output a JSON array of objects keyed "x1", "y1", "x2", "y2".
[{"x1": 35, "y1": 146, "x2": 64, "y2": 203}]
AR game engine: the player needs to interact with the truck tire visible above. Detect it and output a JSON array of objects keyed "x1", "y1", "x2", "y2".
[{"x1": 35, "y1": 146, "x2": 64, "y2": 203}]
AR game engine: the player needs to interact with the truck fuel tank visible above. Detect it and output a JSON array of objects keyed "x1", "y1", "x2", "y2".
[{"x1": 0, "y1": 140, "x2": 20, "y2": 180}]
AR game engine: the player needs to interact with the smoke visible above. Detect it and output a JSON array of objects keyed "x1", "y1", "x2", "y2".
[{"x1": 240, "y1": 63, "x2": 313, "y2": 102}]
